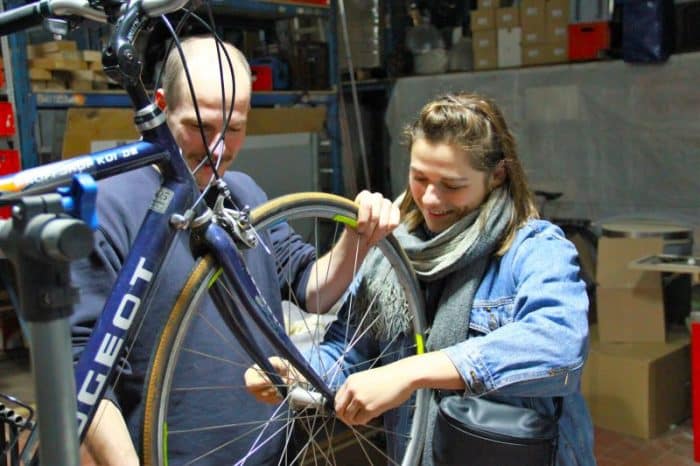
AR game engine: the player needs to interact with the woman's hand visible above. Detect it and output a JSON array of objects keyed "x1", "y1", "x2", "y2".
[
  {"x1": 244, "y1": 356, "x2": 305, "y2": 404},
  {"x1": 334, "y1": 364, "x2": 415, "y2": 426},
  {"x1": 350, "y1": 190, "x2": 401, "y2": 249},
  {"x1": 334, "y1": 352, "x2": 465, "y2": 426}
]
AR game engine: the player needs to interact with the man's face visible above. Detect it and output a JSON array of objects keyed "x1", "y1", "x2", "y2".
[{"x1": 165, "y1": 65, "x2": 251, "y2": 190}]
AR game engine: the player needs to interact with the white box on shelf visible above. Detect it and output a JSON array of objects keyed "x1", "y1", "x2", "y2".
[{"x1": 498, "y1": 27, "x2": 522, "y2": 68}]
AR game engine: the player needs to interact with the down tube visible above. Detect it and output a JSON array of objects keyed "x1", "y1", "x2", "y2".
[
  {"x1": 203, "y1": 224, "x2": 335, "y2": 403},
  {"x1": 73, "y1": 177, "x2": 195, "y2": 437}
]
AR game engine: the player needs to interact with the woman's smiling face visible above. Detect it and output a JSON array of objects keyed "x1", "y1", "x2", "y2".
[{"x1": 408, "y1": 138, "x2": 493, "y2": 233}]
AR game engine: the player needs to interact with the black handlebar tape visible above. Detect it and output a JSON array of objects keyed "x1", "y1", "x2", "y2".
[{"x1": 0, "y1": 0, "x2": 50, "y2": 36}]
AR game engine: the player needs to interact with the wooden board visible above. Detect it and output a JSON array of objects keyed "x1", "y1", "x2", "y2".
[
  {"x1": 629, "y1": 254, "x2": 700, "y2": 275},
  {"x1": 62, "y1": 108, "x2": 139, "y2": 158}
]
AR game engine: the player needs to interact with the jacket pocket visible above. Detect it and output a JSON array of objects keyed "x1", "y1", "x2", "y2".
[{"x1": 469, "y1": 298, "x2": 515, "y2": 335}]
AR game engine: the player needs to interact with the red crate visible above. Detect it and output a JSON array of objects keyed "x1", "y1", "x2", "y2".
[
  {"x1": 0, "y1": 149, "x2": 20, "y2": 176},
  {"x1": 251, "y1": 65, "x2": 274, "y2": 91},
  {"x1": 568, "y1": 22, "x2": 610, "y2": 61},
  {"x1": 0, "y1": 149, "x2": 20, "y2": 218},
  {"x1": 0, "y1": 102, "x2": 15, "y2": 137}
]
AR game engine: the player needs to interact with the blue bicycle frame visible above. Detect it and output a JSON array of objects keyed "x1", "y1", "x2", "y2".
[{"x1": 0, "y1": 0, "x2": 335, "y2": 449}]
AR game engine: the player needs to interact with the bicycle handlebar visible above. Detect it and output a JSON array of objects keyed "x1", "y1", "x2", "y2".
[
  {"x1": 0, "y1": 0, "x2": 52, "y2": 35},
  {"x1": 0, "y1": 0, "x2": 192, "y2": 35}
]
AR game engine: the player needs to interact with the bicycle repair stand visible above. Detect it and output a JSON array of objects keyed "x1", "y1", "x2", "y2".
[{"x1": 0, "y1": 179, "x2": 95, "y2": 466}]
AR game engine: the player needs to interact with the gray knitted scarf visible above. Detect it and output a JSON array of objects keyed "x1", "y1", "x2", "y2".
[{"x1": 352, "y1": 187, "x2": 513, "y2": 465}]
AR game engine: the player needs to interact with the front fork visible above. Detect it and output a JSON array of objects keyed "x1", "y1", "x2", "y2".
[{"x1": 192, "y1": 218, "x2": 336, "y2": 411}]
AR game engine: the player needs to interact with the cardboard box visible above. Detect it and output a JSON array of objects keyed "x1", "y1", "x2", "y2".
[
  {"x1": 546, "y1": 0, "x2": 569, "y2": 26},
  {"x1": 496, "y1": 7, "x2": 520, "y2": 28},
  {"x1": 247, "y1": 107, "x2": 327, "y2": 135},
  {"x1": 473, "y1": 52, "x2": 498, "y2": 70},
  {"x1": 582, "y1": 325, "x2": 690, "y2": 439},
  {"x1": 522, "y1": 28, "x2": 546, "y2": 45},
  {"x1": 62, "y1": 108, "x2": 139, "y2": 158},
  {"x1": 519, "y1": 0, "x2": 546, "y2": 32},
  {"x1": 62, "y1": 107, "x2": 327, "y2": 158},
  {"x1": 597, "y1": 237, "x2": 664, "y2": 288},
  {"x1": 544, "y1": 42, "x2": 568, "y2": 63},
  {"x1": 596, "y1": 287, "x2": 666, "y2": 343},
  {"x1": 596, "y1": 237, "x2": 666, "y2": 342},
  {"x1": 547, "y1": 22, "x2": 568, "y2": 43},
  {"x1": 521, "y1": 43, "x2": 567, "y2": 65},
  {"x1": 472, "y1": 29, "x2": 498, "y2": 51},
  {"x1": 478, "y1": 0, "x2": 498, "y2": 9},
  {"x1": 472, "y1": 30, "x2": 498, "y2": 70},
  {"x1": 470, "y1": 8, "x2": 496, "y2": 31},
  {"x1": 497, "y1": 27, "x2": 522, "y2": 68}
]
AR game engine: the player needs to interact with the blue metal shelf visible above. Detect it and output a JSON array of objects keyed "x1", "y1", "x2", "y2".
[
  {"x1": 214, "y1": 0, "x2": 329, "y2": 18},
  {"x1": 33, "y1": 90, "x2": 336, "y2": 109},
  {"x1": 8, "y1": 0, "x2": 343, "y2": 193}
]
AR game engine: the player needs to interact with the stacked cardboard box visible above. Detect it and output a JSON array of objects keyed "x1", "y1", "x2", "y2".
[
  {"x1": 582, "y1": 325, "x2": 690, "y2": 439},
  {"x1": 520, "y1": 0, "x2": 568, "y2": 66},
  {"x1": 596, "y1": 222, "x2": 693, "y2": 344},
  {"x1": 496, "y1": 6, "x2": 521, "y2": 68},
  {"x1": 585, "y1": 223, "x2": 694, "y2": 437},
  {"x1": 471, "y1": 0, "x2": 569, "y2": 71},
  {"x1": 471, "y1": 1, "x2": 498, "y2": 70},
  {"x1": 27, "y1": 40, "x2": 113, "y2": 91}
]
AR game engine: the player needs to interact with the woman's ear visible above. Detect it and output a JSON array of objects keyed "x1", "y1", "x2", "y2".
[
  {"x1": 155, "y1": 88, "x2": 167, "y2": 111},
  {"x1": 489, "y1": 160, "x2": 506, "y2": 190}
]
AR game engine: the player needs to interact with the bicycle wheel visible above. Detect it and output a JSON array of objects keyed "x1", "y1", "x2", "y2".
[{"x1": 142, "y1": 192, "x2": 428, "y2": 466}]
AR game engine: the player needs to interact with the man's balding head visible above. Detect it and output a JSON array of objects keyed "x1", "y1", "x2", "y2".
[{"x1": 160, "y1": 36, "x2": 251, "y2": 111}]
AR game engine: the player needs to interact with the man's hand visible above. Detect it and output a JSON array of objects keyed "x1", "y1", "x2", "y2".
[
  {"x1": 82, "y1": 399, "x2": 139, "y2": 466},
  {"x1": 244, "y1": 357, "x2": 305, "y2": 404}
]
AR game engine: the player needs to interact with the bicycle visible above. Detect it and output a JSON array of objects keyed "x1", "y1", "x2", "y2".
[{"x1": 0, "y1": 1, "x2": 429, "y2": 465}]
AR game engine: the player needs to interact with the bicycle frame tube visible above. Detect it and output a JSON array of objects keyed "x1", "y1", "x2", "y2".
[
  {"x1": 0, "y1": 141, "x2": 169, "y2": 198},
  {"x1": 202, "y1": 223, "x2": 335, "y2": 404},
  {"x1": 72, "y1": 166, "x2": 197, "y2": 437}
]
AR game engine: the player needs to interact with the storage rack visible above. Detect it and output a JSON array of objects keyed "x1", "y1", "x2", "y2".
[{"x1": 3, "y1": 0, "x2": 343, "y2": 193}]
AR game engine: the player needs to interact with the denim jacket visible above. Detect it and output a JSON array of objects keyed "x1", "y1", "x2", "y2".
[{"x1": 312, "y1": 219, "x2": 595, "y2": 465}]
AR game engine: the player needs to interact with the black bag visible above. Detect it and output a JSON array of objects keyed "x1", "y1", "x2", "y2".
[
  {"x1": 433, "y1": 395, "x2": 562, "y2": 466},
  {"x1": 620, "y1": 0, "x2": 675, "y2": 62}
]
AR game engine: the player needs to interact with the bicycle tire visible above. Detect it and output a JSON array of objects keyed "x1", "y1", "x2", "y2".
[{"x1": 142, "y1": 192, "x2": 429, "y2": 466}]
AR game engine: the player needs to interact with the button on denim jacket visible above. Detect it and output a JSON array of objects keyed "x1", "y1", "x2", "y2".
[{"x1": 312, "y1": 219, "x2": 596, "y2": 466}]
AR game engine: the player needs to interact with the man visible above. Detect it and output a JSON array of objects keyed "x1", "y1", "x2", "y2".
[{"x1": 73, "y1": 36, "x2": 398, "y2": 465}]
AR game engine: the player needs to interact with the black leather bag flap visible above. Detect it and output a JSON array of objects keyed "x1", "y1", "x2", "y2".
[{"x1": 439, "y1": 396, "x2": 558, "y2": 443}]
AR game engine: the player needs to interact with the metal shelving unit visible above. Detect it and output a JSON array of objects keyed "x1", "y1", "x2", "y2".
[{"x1": 5, "y1": 0, "x2": 343, "y2": 193}]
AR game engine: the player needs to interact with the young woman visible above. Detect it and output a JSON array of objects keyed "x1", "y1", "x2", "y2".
[{"x1": 247, "y1": 93, "x2": 595, "y2": 465}]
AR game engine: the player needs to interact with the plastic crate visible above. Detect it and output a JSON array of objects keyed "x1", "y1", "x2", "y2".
[
  {"x1": 0, "y1": 102, "x2": 15, "y2": 137},
  {"x1": 568, "y1": 21, "x2": 610, "y2": 61},
  {"x1": 0, "y1": 149, "x2": 20, "y2": 218}
]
